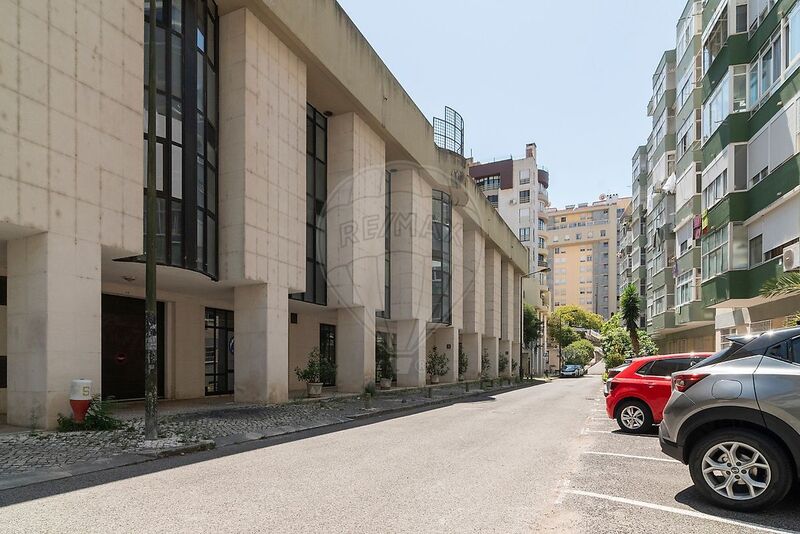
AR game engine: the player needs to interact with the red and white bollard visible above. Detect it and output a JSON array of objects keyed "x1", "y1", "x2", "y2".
[{"x1": 69, "y1": 379, "x2": 92, "y2": 423}]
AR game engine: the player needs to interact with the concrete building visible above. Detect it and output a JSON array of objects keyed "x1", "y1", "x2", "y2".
[
  {"x1": 468, "y1": 145, "x2": 550, "y2": 375},
  {"x1": 0, "y1": 0, "x2": 528, "y2": 428},
  {"x1": 621, "y1": 0, "x2": 800, "y2": 352},
  {"x1": 546, "y1": 195, "x2": 631, "y2": 319}
]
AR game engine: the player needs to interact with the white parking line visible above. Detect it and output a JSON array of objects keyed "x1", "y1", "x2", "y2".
[
  {"x1": 565, "y1": 490, "x2": 796, "y2": 533},
  {"x1": 582, "y1": 451, "x2": 680, "y2": 463},
  {"x1": 582, "y1": 429, "x2": 614, "y2": 434},
  {"x1": 554, "y1": 479, "x2": 570, "y2": 505}
]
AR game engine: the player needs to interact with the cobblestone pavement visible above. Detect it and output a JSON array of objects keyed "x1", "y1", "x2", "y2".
[{"x1": 0, "y1": 380, "x2": 526, "y2": 479}]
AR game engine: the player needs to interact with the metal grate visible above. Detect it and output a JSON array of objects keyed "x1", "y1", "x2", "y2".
[{"x1": 433, "y1": 106, "x2": 464, "y2": 156}]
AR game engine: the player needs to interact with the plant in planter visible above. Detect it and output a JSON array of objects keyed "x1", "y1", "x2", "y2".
[
  {"x1": 458, "y1": 346, "x2": 469, "y2": 381},
  {"x1": 295, "y1": 347, "x2": 334, "y2": 398},
  {"x1": 426, "y1": 345, "x2": 449, "y2": 384},
  {"x1": 498, "y1": 354, "x2": 509, "y2": 374},
  {"x1": 376, "y1": 339, "x2": 395, "y2": 390},
  {"x1": 512, "y1": 358, "x2": 519, "y2": 374},
  {"x1": 480, "y1": 347, "x2": 491, "y2": 381}
]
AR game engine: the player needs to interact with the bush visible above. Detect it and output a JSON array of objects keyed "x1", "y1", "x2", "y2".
[
  {"x1": 426, "y1": 345, "x2": 449, "y2": 378},
  {"x1": 295, "y1": 347, "x2": 336, "y2": 384},
  {"x1": 498, "y1": 354, "x2": 509, "y2": 373},
  {"x1": 458, "y1": 347, "x2": 469, "y2": 377},
  {"x1": 563, "y1": 339, "x2": 595, "y2": 366},
  {"x1": 57, "y1": 395, "x2": 122, "y2": 432},
  {"x1": 481, "y1": 348, "x2": 491, "y2": 380}
]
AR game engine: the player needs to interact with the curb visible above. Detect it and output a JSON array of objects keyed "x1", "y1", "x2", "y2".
[{"x1": 0, "y1": 380, "x2": 545, "y2": 492}]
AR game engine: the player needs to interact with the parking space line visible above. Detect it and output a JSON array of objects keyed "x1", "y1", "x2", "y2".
[
  {"x1": 582, "y1": 451, "x2": 680, "y2": 463},
  {"x1": 565, "y1": 490, "x2": 796, "y2": 533}
]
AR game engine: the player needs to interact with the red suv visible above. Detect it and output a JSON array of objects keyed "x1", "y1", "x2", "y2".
[{"x1": 604, "y1": 353, "x2": 711, "y2": 433}]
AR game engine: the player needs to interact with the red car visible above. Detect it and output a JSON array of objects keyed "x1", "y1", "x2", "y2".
[{"x1": 604, "y1": 352, "x2": 711, "y2": 433}]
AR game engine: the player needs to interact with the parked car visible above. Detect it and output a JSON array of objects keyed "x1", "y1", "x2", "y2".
[
  {"x1": 660, "y1": 327, "x2": 800, "y2": 512},
  {"x1": 606, "y1": 364, "x2": 628, "y2": 379},
  {"x1": 604, "y1": 352, "x2": 711, "y2": 433},
  {"x1": 560, "y1": 364, "x2": 582, "y2": 378}
]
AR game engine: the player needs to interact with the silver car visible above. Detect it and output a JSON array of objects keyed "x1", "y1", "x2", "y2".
[{"x1": 659, "y1": 326, "x2": 800, "y2": 512}]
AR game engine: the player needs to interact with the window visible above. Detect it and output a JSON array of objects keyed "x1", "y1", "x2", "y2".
[
  {"x1": 677, "y1": 12, "x2": 695, "y2": 59},
  {"x1": 291, "y1": 104, "x2": 328, "y2": 306},
  {"x1": 538, "y1": 236, "x2": 545, "y2": 249},
  {"x1": 519, "y1": 227, "x2": 531, "y2": 242},
  {"x1": 205, "y1": 308, "x2": 234, "y2": 395},
  {"x1": 732, "y1": 65, "x2": 747, "y2": 113},
  {"x1": 703, "y1": 170, "x2": 726, "y2": 209},
  {"x1": 487, "y1": 194, "x2": 498, "y2": 207},
  {"x1": 653, "y1": 286, "x2": 666, "y2": 316},
  {"x1": 677, "y1": 221, "x2": 693, "y2": 255},
  {"x1": 519, "y1": 169, "x2": 530, "y2": 184},
  {"x1": 702, "y1": 226, "x2": 729, "y2": 280},
  {"x1": 790, "y1": 4, "x2": 800, "y2": 66},
  {"x1": 576, "y1": 233, "x2": 582, "y2": 240},
  {"x1": 750, "y1": 31, "x2": 784, "y2": 105},
  {"x1": 749, "y1": 234, "x2": 763, "y2": 267},
  {"x1": 518, "y1": 208, "x2": 530, "y2": 219},
  {"x1": 377, "y1": 171, "x2": 391, "y2": 319},
  {"x1": 640, "y1": 358, "x2": 695, "y2": 377},
  {"x1": 519, "y1": 190, "x2": 530, "y2": 203},
  {"x1": 703, "y1": 9, "x2": 728, "y2": 72},
  {"x1": 735, "y1": 4, "x2": 748, "y2": 33},
  {"x1": 538, "y1": 219, "x2": 545, "y2": 231},
  {"x1": 476, "y1": 175, "x2": 500, "y2": 191},
  {"x1": 142, "y1": 0, "x2": 219, "y2": 278},
  {"x1": 675, "y1": 270, "x2": 697, "y2": 307},
  {"x1": 702, "y1": 73, "x2": 730, "y2": 139},
  {"x1": 432, "y1": 190, "x2": 452, "y2": 324}
]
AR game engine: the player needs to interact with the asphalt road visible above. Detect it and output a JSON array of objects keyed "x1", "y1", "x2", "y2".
[{"x1": 1, "y1": 377, "x2": 798, "y2": 533}]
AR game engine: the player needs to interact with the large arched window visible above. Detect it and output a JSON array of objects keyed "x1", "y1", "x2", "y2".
[
  {"x1": 141, "y1": 0, "x2": 219, "y2": 278},
  {"x1": 432, "y1": 190, "x2": 451, "y2": 324}
]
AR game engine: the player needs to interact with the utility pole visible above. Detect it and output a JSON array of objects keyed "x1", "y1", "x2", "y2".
[{"x1": 144, "y1": 0, "x2": 158, "y2": 441}]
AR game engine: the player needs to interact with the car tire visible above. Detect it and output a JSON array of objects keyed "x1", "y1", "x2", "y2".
[
  {"x1": 615, "y1": 400, "x2": 653, "y2": 434},
  {"x1": 688, "y1": 428, "x2": 792, "y2": 512}
]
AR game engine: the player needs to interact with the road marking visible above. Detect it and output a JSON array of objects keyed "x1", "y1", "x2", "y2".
[
  {"x1": 582, "y1": 429, "x2": 614, "y2": 434},
  {"x1": 582, "y1": 451, "x2": 680, "y2": 463},
  {"x1": 564, "y1": 490, "x2": 796, "y2": 533},
  {"x1": 554, "y1": 479, "x2": 570, "y2": 505}
]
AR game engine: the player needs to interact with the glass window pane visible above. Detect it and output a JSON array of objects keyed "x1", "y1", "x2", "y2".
[
  {"x1": 171, "y1": 0, "x2": 182, "y2": 33},
  {"x1": 171, "y1": 144, "x2": 182, "y2": 199},
  {"x1": 315, "y1": 161, "x2": 326, "y2": 199},
  {"x1": 196, "y1": 52, "x2": 204, "y2": 109},
  {"x1": 207, "y1": 13, "x2": 215, "y2": 62},
  {"x1": 315, "y1": 124, "x2": 326, "y2": 162},
  {"x1": 156, "y1": 197, "x2": 166, "y2": 262},
  {"x1": 156, "y1": 93, "x2": 167, "y2": 137},
  {"x1": 156, "y1": 141, "x2": 164, "y2": 191},
  {"x1": 207, "y1": 217, "x2": 216, "y2": 275},
  {"x1": 206, "y1": 64, "x2": 216, "y2": 125},
  {"x1": 197, "y1": 157, "x2": 205, "y2": 209},
  {"x1": 171, "y1": 200, "x2": 182, "y2": 265},
  {"x1": 156, "y1": 28, "x2": 166, "y2": 92},
  {"x1": 197, "y1": 211, "x2": 205, "y2": 269},
  {"x1": 197, "y1": 112, "x2": 205, "y2": 155},
  {"x1": 171, "y1": 98, "x2": 182, "y2": 144},
  {"x1": 171, "y1": 36, "x2": 181, "y2": 98},
  {"x1": 207, "y1": 167, "x2": 216, "y2": 212}
]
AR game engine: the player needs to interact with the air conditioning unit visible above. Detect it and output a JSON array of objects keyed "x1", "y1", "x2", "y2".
[
  {"x1": 510, "y1": 198, "x2": 517, "y2": 205},
  {"x1": 784, "y1": 243, "x2": 800, "y2": 271}
]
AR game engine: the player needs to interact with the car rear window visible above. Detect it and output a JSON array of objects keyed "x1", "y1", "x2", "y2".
[{"x1": 637, "y1": 358, "x2": 694, "y2": 377}]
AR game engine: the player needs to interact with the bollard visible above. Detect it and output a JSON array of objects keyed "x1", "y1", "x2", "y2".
[
  {"x1": 465, "y1": 381, "x2": 470, "y2": 392},
  {"x1": 364, "y1": 392, "x2": 372, "y2": 409}
]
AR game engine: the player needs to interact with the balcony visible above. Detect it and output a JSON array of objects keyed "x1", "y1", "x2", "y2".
[
  {"x1": 674, "y1": 300, "x2": 714, "y2": 326},
  {"x1": 701, "y1": 257, "x2": 784, "y2": 307},
  {"x1": 650, "y1": 311, "x2": 676, "y2": 332}
]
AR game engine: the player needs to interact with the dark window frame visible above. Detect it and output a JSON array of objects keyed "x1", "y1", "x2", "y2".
[{"x1": 432, "y1": 190, "x2": 452, "y2": 324}]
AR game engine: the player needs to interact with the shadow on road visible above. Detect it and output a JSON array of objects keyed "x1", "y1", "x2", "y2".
[
  {"x1": 0, "y1": 388, "x2": 525, "y2": 507},
  {"x1": 673, "y1": 485, "x2": 800, "y2": 531}
]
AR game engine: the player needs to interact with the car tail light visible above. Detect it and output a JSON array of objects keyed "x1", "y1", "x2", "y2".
[{"x1": 672, "y1": 373, "x2": 708, "y2": 392}]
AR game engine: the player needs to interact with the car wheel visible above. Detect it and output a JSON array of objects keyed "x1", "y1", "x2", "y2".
[
  {"x1": 688, "y1": 428, "x2": 792, "y2": 512},
  {"x1": 615, "y1": 400, "x2": 652, "y2": 434}
]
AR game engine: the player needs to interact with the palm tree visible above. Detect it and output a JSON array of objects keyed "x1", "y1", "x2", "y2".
[
  {"x1": 620, "y1": 284, "x2": 641, "y2": 356},
  {"x1": 760, "y1": 273, "x2": 800, "y2": 298}
]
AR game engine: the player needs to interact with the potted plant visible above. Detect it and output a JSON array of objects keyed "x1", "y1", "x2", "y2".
[
  {"x1": 426, "y1": 345, "x2": 449, "y2": 384},
  {"x1": 480, "y1": 348, "x2": 491, "y2": 381},
  {"x1": 295, "y1": 347, "x2": 331, "y2": 398},
  {"x1": 458, "y1": 346, "x2": 469, "y2": 382},
  {"x1": 377, "y1": 339, "x2": 395, "y2": 390},
  {"x1": 498, "y1": 354, "x2": 509, "y2": 375}
]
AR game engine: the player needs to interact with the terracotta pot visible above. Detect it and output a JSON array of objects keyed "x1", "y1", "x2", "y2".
[
  {"x1": 307, "y1": 382, "x2": 323, "y2": 398},
  {"x1": 380, "y1": 377, "x2": 392, "y2": 390}
]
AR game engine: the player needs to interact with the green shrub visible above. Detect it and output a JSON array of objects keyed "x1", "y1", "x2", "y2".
[
  {"x1": 376, "y1": 339, "x2": 395, "y2": 380},
  {"x1": 426, "y1": 345, "x2": 449, "y2": 378},
  {"x1": 481, "y1": 348, "x2": 491, "y2": 379},
  {"x1": 458, "y1": 346, "x2": 469, "y2": 377},
  {"x1": 57, "y1": 395, "x2": 122, "y2": 432},
  {"x1": 498, "y1": 354, "x2": 509, "y2": 373},
  {"x1": 295, "y1": 347, "x2": 335, "y2": 383}
]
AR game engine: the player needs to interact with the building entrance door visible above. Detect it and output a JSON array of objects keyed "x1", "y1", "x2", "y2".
[
  {"x1": 101, "y1": 294, "x2": 165, "y2": 400},
  {"x1": 319, "y1": 324, "x2": 336, "y2": 386},
  {"x1": 205, "y1": 308, "x2": 234, "y2": 395}
]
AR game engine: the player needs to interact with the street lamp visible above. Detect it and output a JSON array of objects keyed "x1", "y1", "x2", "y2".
[{"x1": 521, "y1": 265, "x2": 551, "y2": 379}]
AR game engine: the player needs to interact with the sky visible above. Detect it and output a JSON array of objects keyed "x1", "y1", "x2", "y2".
[{"x1": 337, "y1": 0, "x2": 685, "y2": 209}]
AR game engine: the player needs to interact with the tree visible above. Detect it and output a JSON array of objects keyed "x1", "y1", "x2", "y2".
[
  {"x1": 548, "y1": 305, "x2": 603, "y2": 348},
  {"x1": 523, "y1": 304, "x2": 543, "y2": 349},
  {"x1": 600, "y1": 313, "x2": 658, "y2": 370},
  {"x1": 761, "y1": 273, "x2": 800, "y2": 298},
  {"x1": 619, "y1": 284, "x2": 641, "y2": 356},
  {"x1": 563, "y1": 339, "x2": 595, "y2": 366}
]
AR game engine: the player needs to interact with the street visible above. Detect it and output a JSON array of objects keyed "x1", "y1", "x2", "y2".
[{"x1": 1, "y1": 377, "x2": 798, "y2": 533}]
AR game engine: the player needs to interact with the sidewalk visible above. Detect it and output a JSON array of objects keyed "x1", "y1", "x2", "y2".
[{"x1": 0, "y1": 379, "x2": 543, "y2": 490}]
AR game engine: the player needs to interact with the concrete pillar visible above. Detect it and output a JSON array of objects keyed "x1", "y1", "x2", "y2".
[
  {"x1": 433, "y1": 326, "x2": 459, "y2": 383},
  {"x1": 499, "y1": 339, "x2": 512, "y2": 378},
  {"x1": 461, "y1": 332, "x2": 482, "y2": 381},
  {"x1": 484, "y1": 247, "x2": 501, "y2": 339},
  {"x1": 500, "y1": 260, "x2": 514, "y2": 342},
  {"x1": 462, "y1": 229, "x2": 485, "y2": 335},
  {"x1": 173, "y1": 301, "x2": 206, "y2": 399},
  {"x1": 483, "y1": 336, "x2": 499, "y2": 379},
  {"x1": 512, "y1": 341, "x2": 521, "y2": 378},
  {"x1": 450, "y1": 209, "x2": 464, "y2": 330},
  {"x1": 7, "y1": 233, "x2": 101, "y2": 429},
  {"x1": 513, "y1": 272, "x2": 522, "y2": 344},
  {"x1": 336, "y1": 306, "x2": 376, "y2": 392},
  {"x1": 396, "y1": 319, "x2": 426, "y2": 387},
  {"x1": 234, "y1": 284, "x2": 288, "y2": 404}
]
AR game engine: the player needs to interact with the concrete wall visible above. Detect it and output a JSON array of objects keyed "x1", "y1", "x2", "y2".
[
  {"x1": 217, "y1": 8, "x2": 306, "y2": 291},
  {"x1": 0, "y1": 0, "x2": 144, "y2": 254},
  {"x1": 0, "y1": 303, "x2": 6, "y2": 413},
  {"x1": 288, "y1": 308, "x2": 338, "y2": 392},
  {"x1": 172, "y1": 301, "x2": 206, "y2": 400}
]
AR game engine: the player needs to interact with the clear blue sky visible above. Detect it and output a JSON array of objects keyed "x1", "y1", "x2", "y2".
[{"x1": 337, "y1": 0, "x2": 685, "y2": 209}]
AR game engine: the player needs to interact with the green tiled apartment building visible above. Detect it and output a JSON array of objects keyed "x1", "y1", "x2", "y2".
[{"x1": 619, "y1": 0, "x2": 800, "y2": 352}]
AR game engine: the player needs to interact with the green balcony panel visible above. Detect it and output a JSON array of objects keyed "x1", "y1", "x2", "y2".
[
  {"x1": 705, "y1": 191, "x2": 748, "y2": 231},
  {"x1": 702, "y1": 35, "x2": 749, "y2": 103},
  {"x1": 746, "y1": 155, "x2": 800, "y2": 218},
  {"x1": 651, "y1": 311, "x2": 676, "y2": 332},
  {"x1": 703, "y1": 0, "x2": 723, "y2": 26},
  {"x1": 676, "y1": 247, "x2": 702, "y2": 274},
  {"x1": 652, "y1": 268, "x2": 676, "y2": 289},
  {"x1": 675, "y1": 195, "x2": 701, "y2": 224},
  {"x1": 750, "y1": 66, "x2": 800, "y2": 134},
  {"x1": 702, "y1": 113, "x2": 749, "y2": 166},
  {"x1": 749, "y1": 0, "x2": 798, "y2": 63},
  {"x1": 701, "y1": 258, "x2": 784, "y2": 306},
  {"x1": 675, "y1": 300, "x2": 714, "y2": 326}
]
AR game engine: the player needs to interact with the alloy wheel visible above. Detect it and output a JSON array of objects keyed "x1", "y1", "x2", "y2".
[
  {"x1": 701, "y1": 441, "x2": 771, "y2": 501},
  {"x1": 619, "y1": 405, "x2": 644, "y2": 429}
]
